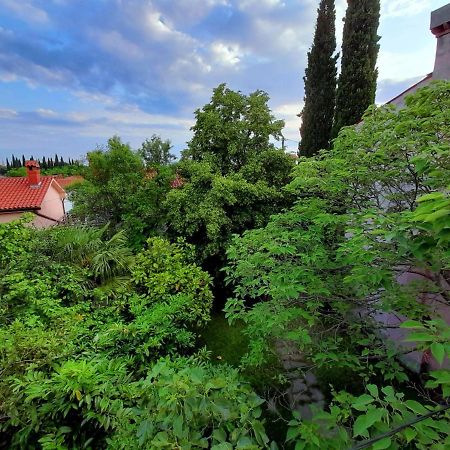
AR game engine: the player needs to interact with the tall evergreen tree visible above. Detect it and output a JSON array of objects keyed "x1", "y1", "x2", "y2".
[
  {"x1": 6, "y1": 158, "x2": 10, "y2": 170},
  {"x1": 333, "y1": 0, "x2": 380, "y2": 136},
  {"x1": 299, "y1": 0, "x2": 337, "y2": 157}
]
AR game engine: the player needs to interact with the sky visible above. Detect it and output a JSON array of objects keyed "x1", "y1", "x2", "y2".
[{"x1": 0, "y1": 0, "x2": 446, "y2": 163}]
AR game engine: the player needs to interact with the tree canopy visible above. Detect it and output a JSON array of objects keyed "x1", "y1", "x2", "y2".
[
  {"x1": 139, "y1": 134, "x2": 175, "y2": 167},
  {"x1": 184, "y1": 83, "x2": 285, "y2": 174},
  {"x1": 333, "y1": 0, "x2": 380, "y2": 136},
  {"x1": 299, "y1": 0, "x2": 337, "y2": 157}
]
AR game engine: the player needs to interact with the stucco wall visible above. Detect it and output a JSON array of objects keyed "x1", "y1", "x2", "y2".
[
  {"x1": 0, "y1": 212, "x2": 24, "y2": 223},
  {"x1": 39, "y1": 182, "x2": 65, "y2": 222},
  {"x1": 0, "y1": 211, "x2": 57, "y2": 228}
]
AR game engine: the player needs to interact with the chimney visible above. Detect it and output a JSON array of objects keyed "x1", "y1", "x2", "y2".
[
  {"x1": 25, "y1": 160, "x2": 41, "y2": 187},
  {"x1": 431, "y1": 3, "x2": 450, "y2": 80}
]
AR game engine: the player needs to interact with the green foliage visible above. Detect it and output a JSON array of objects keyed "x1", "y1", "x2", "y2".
[
  {"x1": 333, "y1": 0, "x2": 380, "y2": 135},
  {"x1": 139, "y1": 134, "x2": 175, "y2": 167},
  {"x1": 0, "y1": 215, "x2": 33, "y2": 266},
  {"x1": 287, "y1": 385, "x2": 450, "y2": 449},
  {"x1": 299, "y1": 0, "x2": 337, "y2": 157},
  {"x1": 5, "y1": 166, "x2": 26, "y2": 177},
  {"x1": 2, "y1": 79, "x2": 449, "y2": 449},
  {"x1": 69, "y1": 136, "x2": 175, "y2": 246},
  {"x1": 111, "y1": 358, "x2": 268, "y2": 449},
  {"x1": 105, "y1": 237, "x2": 214, "y2": 361},
  {"x1": 225, "y1": 82, "x2": 450, "y2": 448},
  {"x1": 42, "y1": 163, "x2": 87, "y2": 176},
  {"x1": 239, "y1": 148, "x2": 295, "y2": 188},
  {"x1": 165, "y1": 160, "x2": 291, "y2": 270},
  {"x1": 70, "y1": 136, "x2": 144, "y2": 224},
  {"x1": 0, "y1": 222, "x2": 225, "y2": 448},
  {"x1": 184, "y1": 83, "x2": 284, "y2": 175},
  {"x1": 4, "y1": 357, "x2": 134, "y2": 449}
]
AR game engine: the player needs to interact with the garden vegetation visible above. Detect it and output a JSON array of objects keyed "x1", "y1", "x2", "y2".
[{"x1": 0, "y1": 82, "x2": 449, "y2": 449}]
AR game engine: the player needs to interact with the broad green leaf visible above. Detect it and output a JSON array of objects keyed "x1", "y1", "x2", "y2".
[
  {"x1": 416, "y1": 192, "x2": 444, "y2": 202},
  {"x1": 405, "y1": 400, "x2": 429, "y2": 415},
  {"x1": 430, "y1": 343, "x2": 445, "y2": 365},
  {"x1": 404, "y1": 332, "x2": 433, "y2": 343},
  {"x1": 400, "y1": 320, "x2": 424, "y2": 329},
  {"x1": 352, "y1": 394, "x2": 375, "y2": 412},
  {"x1": 404, "y1": 427, "x2": 417, "y2": 443},
  {"x1": 353, "y1": 409, "x2": 384, "y2": 437},
  {"x1": 367, "y1": 385, "x2": 379, "y2": 398},
  {"x1": 287, "y1": 426, "x2": 300, "y2": 441},
  {"x1": 373, "y1": 437, "x2": 391, "y2": 449},
  {"x1": 211, "y1": 444, "x2": 233, "y2": 450}
]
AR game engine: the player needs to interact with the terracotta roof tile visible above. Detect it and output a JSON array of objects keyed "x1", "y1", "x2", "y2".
[
  {"x1": 0, "y1": 176, "x2": 55, "y2": 211},
  {"x1": 53, "y1": 175, "x2": 84, "y2": 188}
]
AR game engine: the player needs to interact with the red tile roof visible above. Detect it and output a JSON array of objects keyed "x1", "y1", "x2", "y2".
[
  {"x1": 0, "y1": 176, "x2": 57, "y2": 211},
  {"x1": 53, "y1": 175, "x2": 84, "y2": 188}
]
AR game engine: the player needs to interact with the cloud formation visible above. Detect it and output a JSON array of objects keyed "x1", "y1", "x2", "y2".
[{"x1": 0, "y1": 0, "x2": 444, "y2": 160}]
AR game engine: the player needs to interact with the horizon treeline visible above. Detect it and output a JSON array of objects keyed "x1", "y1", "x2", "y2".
[{"x1": 5, "y1": 153, "x2": 80, "y2": 170}]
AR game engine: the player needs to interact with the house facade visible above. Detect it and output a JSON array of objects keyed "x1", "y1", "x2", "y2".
[
  {"x1": 387, "y1": 3, "x2": 450, "y2": 107},
  {"x1": 378, "y1": 4, "x2": 450, "y2": 372},
  {"x1": 0, "y1": 160, "x2": 66, "y2": 228}
]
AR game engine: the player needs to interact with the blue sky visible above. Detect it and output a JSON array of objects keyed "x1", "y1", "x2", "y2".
[{"x1": 0, "y1": 0, "x2": 446, "y2": 163}]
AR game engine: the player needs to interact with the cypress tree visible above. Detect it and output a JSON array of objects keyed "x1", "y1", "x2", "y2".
[
  {"x1": 333, "y1": 0, "x2": 380, "y2": 136},
  {"x1": 6, "y1": 158, "x2": 10, "y2": 170},
  {"x1": 22, "y1": 155, "x2": 26, "y2": 167},
  {"x1": 299, "y1": 0, "x2": 337, "y2": 157}
]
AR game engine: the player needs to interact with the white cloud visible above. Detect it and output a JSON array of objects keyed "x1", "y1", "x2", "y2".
[
  {"x1": 381, "y1": 0, "x2": 433, "y2": 19},
  {"x1": 37, "y1": 108, "x2": 57, "y2": 117},
  {"x1": 238, "y1": 0, "x2": 285, "y2": 12},
  {"x1": 274, "y1": 102, "x2": 302, "y2": 149},
  {"x1": 210, "y1": 42, "x2": 243, "y2": 66},
  {"x1": 378, "y1": 48, "x2": 434, "y2": 81},
  {"x1": 0, "y1": 0, "x2": 49, "y2": 24},
  {"x1": 0, "y1": 108, "x2": 17, "y2": 118},
  {"x1": 92, "y1": 30, "x2": 144, "y2": 60}
]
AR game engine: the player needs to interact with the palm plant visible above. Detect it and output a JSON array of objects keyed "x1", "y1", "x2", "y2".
[{"x1": 41, "y1": 225, "x2": 133, "y2": 296}]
